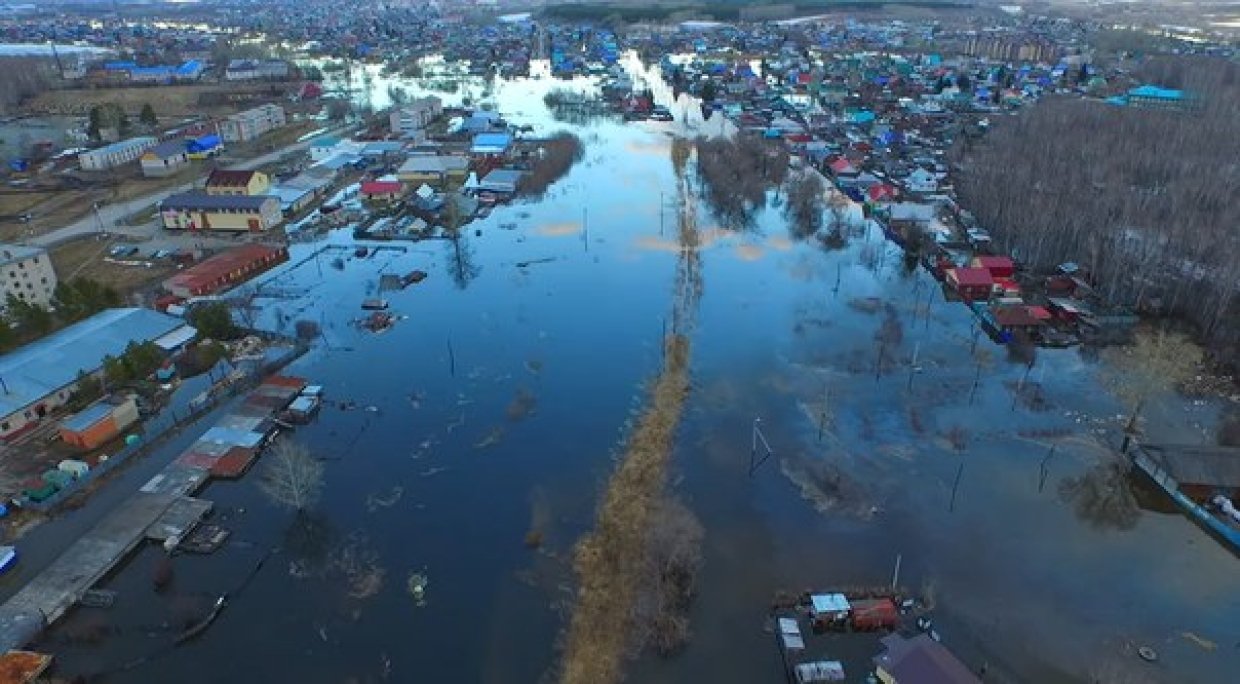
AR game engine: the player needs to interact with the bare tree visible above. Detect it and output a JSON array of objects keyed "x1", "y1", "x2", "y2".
[
  {"x1": 1102, "y1": 328, "x2": 1202, "y2": 445},
  {"x1": 784, "y1": 172, "x2": 825, "y2": 239},
  {"x1": 259, "y1": 438, "x2": 324, "y2": 512}
]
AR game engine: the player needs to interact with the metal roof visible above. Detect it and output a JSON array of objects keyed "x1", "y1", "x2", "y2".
[
  {"x1": 1144, "y1": 444, "x2": 1240, "y2": 488},
  {"x1": 58, "y1": 402, "x2": 114, "y2": 433},
  {"x1": 160, "y1": 192, "x2": 276, "y2": 212},
  {"x1": 0, "y1": 308, "x2": 188, "y2": 419}
]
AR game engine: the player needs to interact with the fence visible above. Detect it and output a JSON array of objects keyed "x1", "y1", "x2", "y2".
[{"x1": 22, "y1": 343, "x2": 307, "y2": 514}]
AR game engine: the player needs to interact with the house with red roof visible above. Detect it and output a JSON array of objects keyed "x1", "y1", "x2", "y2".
[
  {"x1": 946, "y1": 267, "x2": 994, "y2": 302},
  {"x1": 828, "y1": 157, "x2": 859, "y2": 177},
  {"x1": 970, "y1": 255, "x2": 1015, "y2": 278},
  {"x1": 867, "y1": 183, "x2": 898, "y2": 204},
  {"x1": 360, "y1": 180, "x2": 405, "y2": 202}
]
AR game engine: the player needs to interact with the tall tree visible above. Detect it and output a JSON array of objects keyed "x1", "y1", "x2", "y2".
[
  {"x1": 259, "y1": 439, "x2": 324, "y2": 512},
  {"x1": 139, "y1": 103, "x2": 158, "y2": 127}
]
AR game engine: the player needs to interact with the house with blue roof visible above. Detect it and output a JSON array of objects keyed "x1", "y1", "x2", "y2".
[{"x1": 0, "y1": 308, "x2": 194, "y2": 439}]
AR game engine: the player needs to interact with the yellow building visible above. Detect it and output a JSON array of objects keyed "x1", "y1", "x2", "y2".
[
  {"x1": 160, "y1": 192, "x2": 283, "y2": 232},
  {"x1": 205, "y1": 169, "x2": 270, "y2": 196}
]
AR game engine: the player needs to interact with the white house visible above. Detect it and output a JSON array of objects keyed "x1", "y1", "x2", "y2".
[{"x1": 904, "y1": 168, "x2": 938, "y2": 194}]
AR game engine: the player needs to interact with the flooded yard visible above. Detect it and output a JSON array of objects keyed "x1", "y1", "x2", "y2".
[{"x1": 32, "y1": 59, "x2": 1236, "y2": 684}]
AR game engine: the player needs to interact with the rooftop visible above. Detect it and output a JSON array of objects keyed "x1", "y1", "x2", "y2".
[
  {"x1": 0, "y1": 308, "x2": 190, "y2": 419},
  {"x1": 206, "y1": 169, "x2": 261, "y2": 188},
  {"x1": 0, "y1": 243, "x2": 46, "y2": 267},
  {"x1": 876, "y1": 633, "x2": 981, "y2": 684},
  {"x1": 160, "y1": 192, "x2": 275, "y2": 212}
]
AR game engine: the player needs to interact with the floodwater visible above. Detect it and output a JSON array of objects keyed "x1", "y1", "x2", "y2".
[{"x1": 35, "y1": 58, "x2": 1236, "y2": 684}]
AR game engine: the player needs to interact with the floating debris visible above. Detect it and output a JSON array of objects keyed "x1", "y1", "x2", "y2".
[
  {"x1": 505, "y1": 388, "x2": 538, "y2": 422},
  {"x1": 407, "y1": 571, "x2": 429, "y2": 607},
  {"x1": 525, "y1": 359, "x2": 544, "y2": 374},
  {"x1": 420, "y1": 466, "x2": 449, "y2": 478},
  {"x1": 365, "y1": 486, "x2": 404, "y2": 513},
  {"x1": 446, "y1": 413, "x2": 465, "y2": 433},
  {"x1": 475, "y1": 426, "x2": 505, "y2": 449}
]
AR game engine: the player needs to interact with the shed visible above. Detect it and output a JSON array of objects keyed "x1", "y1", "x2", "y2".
[
  {"x1": 970, "y1": 255, "x2": 1015, "y2": 278},
  {"x1": 58, "y1": 459, "x2": 91, "y2": 478},
  {"x1": 59, "y1": 396, "x2": 140, "y2": 450}
]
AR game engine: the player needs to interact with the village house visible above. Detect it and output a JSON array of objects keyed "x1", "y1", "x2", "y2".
[
  {"x1": 218, "y1": 104, "x2": 286, "y2": 143},
  {"x1": 140, "y1": 140, "x2": 190, "y2": 177},
  {"x1": 360, "y1": 180, "x2": 405, "y2": 203},
  {"x1": 0, "y1": 243, "x2": 58, "y2": 308},
  {"x1": 78, "y1": 136, "x2": 157, "y2": 171},
  {"x1": 874, "y1": 633, "x2": 981, "y2": 684},
  {"x1": 205, "y1": 169, "x2": 270, "y2": 196},
  {"x1": 470, "y1": 132, "x2": 514, "y2": 157},
  {"x1": 946, "y1": 267, "x2": 995, "y2": 302},
  {"x1": 477, "y1": 168, "x2": 523, "y2": 194},
  {"x1": 990, "y1": 304, "x2": 1050, "y2": 337},
  {"x1": 904, "y1": 167, "x2": 938, "y2": 193},
  {"x1": 397, "y1": 155, "x2": 470, "y2": 188},
  {"x1": 0, "y1": 308, "x2": 193, "y2": 441},
  {"x1": 160, "y1": 193, "x2": 283, "y2": 232}
]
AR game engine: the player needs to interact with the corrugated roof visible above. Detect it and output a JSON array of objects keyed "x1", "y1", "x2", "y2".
[
  {"x1": 206, "y1": 169, "x2": 260, "y2": 188},
  {"x1": 59, "y1": 402, "x2": 114, "y2": 433},
  {"x1": 0, "y1": 309, "x2": 188, "y2": 418},
  {"x1": 161, "y1": 192, "x2": 275, "y2": 212},
  {"x1": 1144, "y1": 444, "x2": 1240, "y2": 488}
]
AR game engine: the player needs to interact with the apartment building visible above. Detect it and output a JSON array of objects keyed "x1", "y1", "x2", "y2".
[
  {"x1": 0, "y1": 244, "x2": 58, "y2": 308},
  {"x1": 218, "y1": 104, "x2": 287, "y2": 143}
]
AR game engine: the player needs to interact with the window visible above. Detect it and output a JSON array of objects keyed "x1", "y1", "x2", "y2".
[
  {"x1": 23, "y1": 410, "x2": 31, "y2": 419},
  {"x1": 40, "y1": 277, "x2": 46, "y2": 284},
  {"x1": 0, "y1": 422, "x2": 7, "y2": 432}
]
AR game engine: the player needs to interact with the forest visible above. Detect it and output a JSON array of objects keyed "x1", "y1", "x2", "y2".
[{"x1": 952, "y1": 57, "x2": 1240, "y2": 364}]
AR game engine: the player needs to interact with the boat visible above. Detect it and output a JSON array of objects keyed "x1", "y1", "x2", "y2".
[
  {"x1": 176, "y1": 594, "x2": 228, "y2": 644},
  {"x1": 0, "y1": 546, "x2": 16, "y2": 573},
  {"x1": 361, "y1": 298, "x2": 389, "y2": 310}
]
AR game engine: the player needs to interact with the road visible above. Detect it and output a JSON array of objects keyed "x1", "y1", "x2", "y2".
[{"x1": 26, "y1": 123, "x2": 355, "y2": 248}]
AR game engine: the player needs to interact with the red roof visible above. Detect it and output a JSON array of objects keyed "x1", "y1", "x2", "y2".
[
  {"x1": 829, "y1": 158, "x2": 856, "y2": 174},
  {"x1": 868, "y1": 184, "x2": 897, "y2": 201},
  {"x1": 948, "y1": 267, "x2": 994, "y2": 287},
  {"x1": 163, "y1": 244, "x2": 287, "y2": 296},
  {"x1": 972, "y1": 255, "x2": 1015, "y2": 272},
  {"x1": 205, "y1": 169, "x2": 260, "y2": 188},
  {"x1": 992, "y1": 305, "x2": 1044, "y2": 328},
  {"x1": 361, "y1": 180, "x2": 403, "y2": 195}
]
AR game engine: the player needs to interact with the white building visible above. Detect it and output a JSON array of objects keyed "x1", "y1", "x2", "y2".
[
  {"x1": 78, "y1": 136, "x2": 157, "y2": 171},
  {"x1": 0, "y1": 244, "x2": 58, "y2": 308},
  {"x1": 389, "y1": 96, "x2": 443, "y2": 139},
  {"x1": 218, "y1": 104, "x2": 287, "y2": 143}
]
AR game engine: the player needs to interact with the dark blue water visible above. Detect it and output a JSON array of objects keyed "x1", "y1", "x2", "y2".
[{"x1": 34, "y1": 59, "x2": 1237, "y2": 684}]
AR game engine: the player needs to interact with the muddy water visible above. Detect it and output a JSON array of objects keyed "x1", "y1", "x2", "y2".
[{"x1": 37, "y1": 58, "x2": 1236, "y2": 684}]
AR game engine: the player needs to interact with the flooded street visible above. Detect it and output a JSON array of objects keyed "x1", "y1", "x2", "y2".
[{"x1": 37, "y1": 59, "x2": 1236, "y2": 683}]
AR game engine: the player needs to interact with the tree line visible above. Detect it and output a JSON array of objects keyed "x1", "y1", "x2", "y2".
[
  {"x1": 694, "y1": 135, "x2": 789, "y2": 229},
  {"x1": 0, "y1": 278, "x2": 122, "y2": 353},
  {"x1": 0, "y1": 57, "x2": 55, "y2": 113},
  {"x1": 951, "y1": 57, "x2": 1240, "y2": 364}
]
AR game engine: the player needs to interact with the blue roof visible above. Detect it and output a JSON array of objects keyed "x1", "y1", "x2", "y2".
[
  {"x1": 176, "y1": 60, "x2": 202, "y2": 75},
  {"x1": 0, "y1": 308, "x2": 189, "y2": 420},
  {"x1": 187, "y1": 134, "x2": 221, "y2": 151},
  {"x1": 1129, "y1": 85, "x2": 1184, "y2": 100},
  {"x1": 472, "y1": 132, "x2": 513, "y2": 148},
  {"x1": 59, "y1": 402, "x2": 114, "y2": 433}
]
